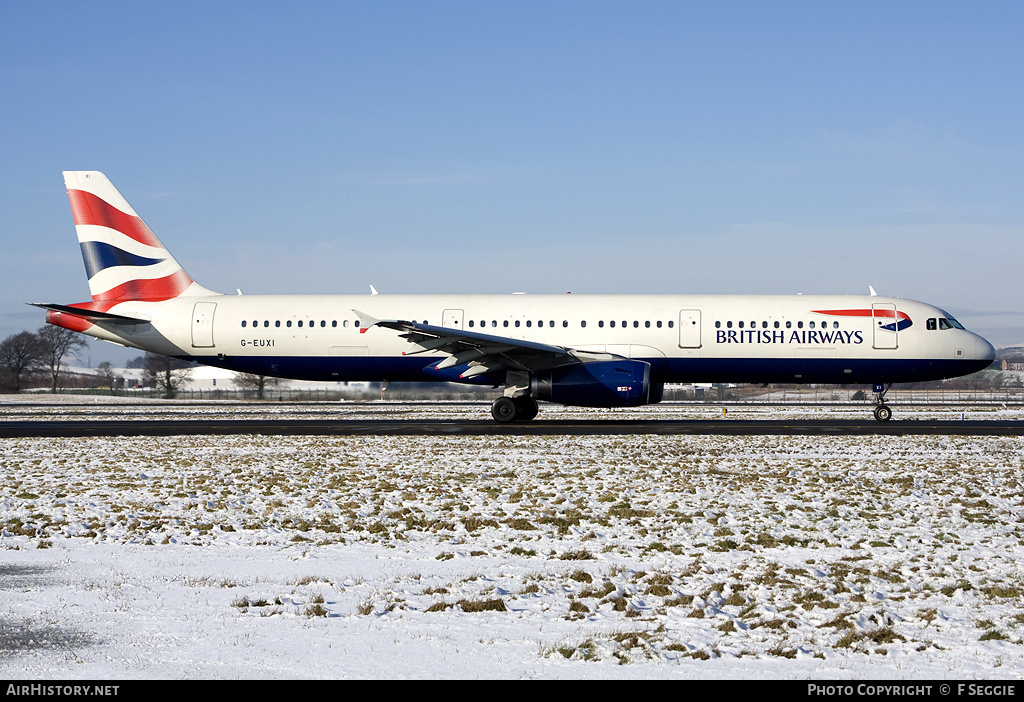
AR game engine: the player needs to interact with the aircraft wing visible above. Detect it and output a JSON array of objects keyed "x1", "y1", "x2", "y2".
[{"x1": 354, "y1": 309, "x2": 587, "y2": 379}]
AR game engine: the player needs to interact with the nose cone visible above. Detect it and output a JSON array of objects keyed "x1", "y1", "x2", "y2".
[
  {"x1": 975, "y1": 334, "x2": 996, "y2": 364},
  {"x1": 965, "y1": 332, "x2": 996, "y2": 373}
]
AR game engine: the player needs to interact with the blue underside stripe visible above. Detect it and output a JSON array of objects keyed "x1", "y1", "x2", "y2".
[{"x1": 191, "y1": 355, "x2": 991, "y2": 386}]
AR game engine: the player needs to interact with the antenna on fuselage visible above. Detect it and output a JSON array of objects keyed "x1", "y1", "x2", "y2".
[{"x1": 869, "y1": 286, "x2": 878, "y2": 296}]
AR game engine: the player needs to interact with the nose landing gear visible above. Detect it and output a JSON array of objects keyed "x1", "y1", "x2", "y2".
[{"x1": 872, "y1": 382, "x2": 893, "y2": 422}]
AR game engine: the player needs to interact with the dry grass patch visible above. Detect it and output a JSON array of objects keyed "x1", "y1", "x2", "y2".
[{"x1": 457, "y1": 598, "x2": 507, "y2": 612}]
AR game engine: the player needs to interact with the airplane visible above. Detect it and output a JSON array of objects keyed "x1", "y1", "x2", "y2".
[{"x1": 33, "y1": 171, "x2": 996, "y2": 423}]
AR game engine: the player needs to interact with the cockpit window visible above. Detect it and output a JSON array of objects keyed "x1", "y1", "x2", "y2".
[{"x1": 933, "y1": 309, "x2": 967, "y2": 330}]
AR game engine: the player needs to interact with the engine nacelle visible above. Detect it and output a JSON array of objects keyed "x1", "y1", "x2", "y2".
[{"x1": 530, "y1": 360, "x2": 662, "y2": 408}]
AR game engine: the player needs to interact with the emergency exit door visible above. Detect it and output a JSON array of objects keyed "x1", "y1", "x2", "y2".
[
  {"x1": 678, "y1": 309, "x2": 701, "y2": 348},
  {"x1": 442, "y1": 309, "x2": 464, "y2": 329}
]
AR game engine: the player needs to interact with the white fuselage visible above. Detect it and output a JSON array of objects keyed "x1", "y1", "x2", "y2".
[{"x1": 72, "y1": 292, "x2": 994, "y2": 387}]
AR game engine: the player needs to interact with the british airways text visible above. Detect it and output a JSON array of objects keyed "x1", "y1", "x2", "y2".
[{"x1": 716, "y1": 330, "x2": 865, "y2": 345}]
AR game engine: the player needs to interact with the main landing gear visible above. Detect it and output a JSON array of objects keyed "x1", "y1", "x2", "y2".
[
  {"x1": 491, "y1": 395, "x2": 539, "y2": 423},
  {"x1": 872, "y1": 382, "x2": 893, "y2": 422}
]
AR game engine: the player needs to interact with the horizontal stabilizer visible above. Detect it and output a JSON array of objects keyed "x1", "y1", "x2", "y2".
[{"x1": 28, "y1": 303, "x2": 147, "y2": 325}]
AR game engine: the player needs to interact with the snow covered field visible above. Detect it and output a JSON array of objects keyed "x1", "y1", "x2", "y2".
[{"x1": 2, "y1": 400, "x2": 1023, "y2": 679}]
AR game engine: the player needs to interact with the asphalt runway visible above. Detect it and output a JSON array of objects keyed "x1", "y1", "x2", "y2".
[{"x1": 1, "y1": 418, "x2": 1022, "y2": 438}]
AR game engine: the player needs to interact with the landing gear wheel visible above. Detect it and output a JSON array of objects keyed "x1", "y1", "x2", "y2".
[
  {"x1": 515, "y1": 396, "x2": 539, "y2": 421},
  {"x1": 491, "y1": 397, "x2": 518, "y2": 423},
  {"x1": 873, "y1": 404, "x2": 893, "y2": 422}
]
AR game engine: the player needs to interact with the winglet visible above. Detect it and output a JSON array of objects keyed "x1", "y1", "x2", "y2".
[
  {"x1": 352, "y1": 309, "x2": 380, "y2": 333},
  {"x1": 868, "y1": 286, "x2": 878, "y2": 297}
]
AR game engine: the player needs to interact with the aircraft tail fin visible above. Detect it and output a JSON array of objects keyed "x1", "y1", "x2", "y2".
[{"x1": 63, "y1": 171, "x2": 220, "y2": 302}]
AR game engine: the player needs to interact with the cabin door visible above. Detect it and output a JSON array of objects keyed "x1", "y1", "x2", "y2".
[
  {"x1": 872, "y1": 303, "x2": 898, "y2": 349},
  {"x1": 191, "y1": 302, "x2": 217, "y2": 348}
]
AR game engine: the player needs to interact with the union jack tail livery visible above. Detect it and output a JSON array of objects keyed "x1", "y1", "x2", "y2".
[{"x1": 64, "y1": 171, "x2": 217, "y2": 302}]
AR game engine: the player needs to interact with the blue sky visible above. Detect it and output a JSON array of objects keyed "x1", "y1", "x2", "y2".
[{"x1": 2, "y1": 1, "x2": 1022, "y2": 364}]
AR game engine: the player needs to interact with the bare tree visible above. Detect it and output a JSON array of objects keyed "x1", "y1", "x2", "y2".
[
  {"x1": 96, "y1": 361, "x2": 117, "y2": 394},
  {"x1": 233, "y1": 371, "x2": 277, "y2": 400},
  {"x1": 0, "y1": 331, "x2": 44, "y2": 392},
  {"x1": 144, "y1": 352, "x2": 193, "y2": 398},
  {"x1": 36, "y1": 325, "x2": 88, "y2": 392}
]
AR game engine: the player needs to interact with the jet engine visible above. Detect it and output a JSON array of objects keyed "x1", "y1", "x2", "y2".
[{"x1": 530, "y1": 360, "x2": 662, "y2": 408}]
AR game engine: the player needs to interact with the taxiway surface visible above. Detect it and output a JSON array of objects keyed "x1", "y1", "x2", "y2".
[{"x1": 1, "y1": 417, "x2": 1022, "y2": 437}]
